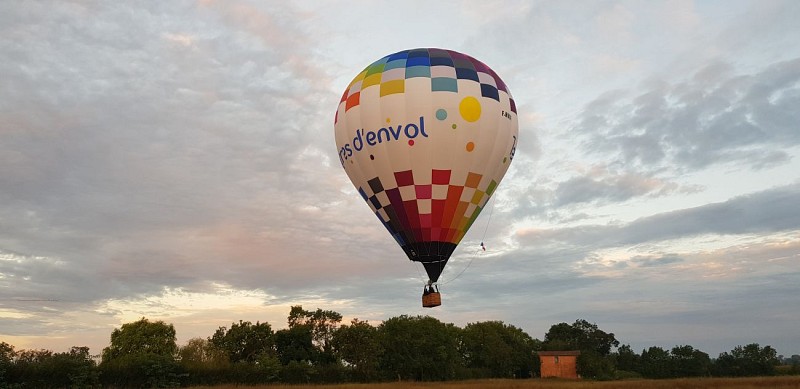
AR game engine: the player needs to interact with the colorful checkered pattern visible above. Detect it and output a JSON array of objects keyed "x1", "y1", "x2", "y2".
[
  {"x1": 336, "y1": 48, "x2": 516, "y2": 124},
  {"x1": 358, "y1": 169, "x2": 498, "y2": 248},
  {"x1": 335, "y1": 48, "x2": 519, "y2": 283}
]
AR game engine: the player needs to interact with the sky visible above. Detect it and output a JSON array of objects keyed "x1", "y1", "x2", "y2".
[{"x1": 1, "y1": 0, "x2": 799, "y2": 359}]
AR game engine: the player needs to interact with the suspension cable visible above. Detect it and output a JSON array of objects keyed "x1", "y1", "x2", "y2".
[{"x1": 440, "y1": 196, "x2": 498, "y2": 285}]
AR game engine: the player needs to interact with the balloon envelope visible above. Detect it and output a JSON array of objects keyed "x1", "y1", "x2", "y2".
[{"x1": 334, "y1": 48, "x2": 518, "y2": 282}]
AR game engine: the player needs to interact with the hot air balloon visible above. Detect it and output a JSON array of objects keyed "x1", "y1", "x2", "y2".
[{"x1": 334, "y1": 48, "x2": 518, "y2": 307}]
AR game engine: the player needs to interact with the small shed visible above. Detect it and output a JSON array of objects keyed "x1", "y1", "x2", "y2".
[{"x1": 538, "y1": 350, "x2": 581, "y2": 379}]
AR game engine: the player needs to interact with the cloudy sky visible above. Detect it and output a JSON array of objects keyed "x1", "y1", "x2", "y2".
[{"x1": 2, "y1": 0, "x2": 799, "y2": 358}]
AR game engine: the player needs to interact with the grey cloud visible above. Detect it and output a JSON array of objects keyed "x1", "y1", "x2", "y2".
[
  {"x1": 520, "y1": 183, "x2": 800, "y2": 248},
  {"x1": 0, "y1": 250, "x2": 100, "y2": 302},
  {"x1": 576, "y1": 58, "x2": 800, "y2": 172},
  {"x1": 554, "y1": 169, "x2": 681, "y2": 206},
  {"x1": 0, "y1": 1, "x2": 341, "y2": 309},
  {"x1": 622, "y1": 183, "x2": 800, "y2": 242},
  {"x1": 629, "y1": 254, "x2": 683, "y2": 268}
]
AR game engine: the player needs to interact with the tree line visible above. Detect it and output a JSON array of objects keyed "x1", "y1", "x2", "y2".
[{"x1": 1, "y1": 306, "x2": 798, "y2": 387}]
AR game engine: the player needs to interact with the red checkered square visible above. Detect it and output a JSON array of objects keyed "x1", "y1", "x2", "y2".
[
  {"x1": 415, "y1": 184, "x2": 432, "y2": 199},
  {"x1": 395, "y1": 170, "x2": 414, "y2": 186},
  {"x1": 432, "y1": 169, "x2": 451, "y2": 184}
]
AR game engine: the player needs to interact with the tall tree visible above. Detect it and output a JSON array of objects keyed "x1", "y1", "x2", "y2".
[
  {"x1": 274, "y1": 325, "x2": 315, "y2": 365},
  {"x1": 378, "y1": 315, "x2": 462, "y2": 381},
  {"x1": 0, "y1": 342, "x2": 14, "y2": 385},
  {"x1": 100, "y1": 318, "x2": 182, "y2": 388},
  {"x1": 640, "y1": 346, "x2": 672, "y2": 378},
  {"x1": 543, "y1": 319, "x2": 619, "y2": 355},
  {"x1": 10, "y1": 349, "x2": 53, "y2": 387},
  {"x1": 332, "y1": 318, "x2": 383, "y2": 381},
  {"x1": 613, "y1": 344, "x2": 640, "y2": 373},
  {"x1": 460, "y1": 321, "x2": 539, "y2": 378},
  {"x1": 179, "y1": 337, "x2": 228, "y2": 369},
  {"x1": 287, "y1": 305, "x2": 342, "y2": 362},
  {"x1": 27, "y1": 347, "x2": 98, "y2": 388},
  {"x1": 2, "y1": 346, "x2": 99, "y2": 388},
  {"x1": 714, "y1": 343, "x2": 780, "y2": 376},
  {"x1": 542, "y1": 319, "x2": 619, "y2": 379},
  {"x1": 671, "y1": 345, "x2": 710, "y2": 377},
  {"x1": 209, "y1": 320, "x2": 274, "y2": 364},
  {"x1": 101, "y1": 317, "x2": 178, "y2": 362}
]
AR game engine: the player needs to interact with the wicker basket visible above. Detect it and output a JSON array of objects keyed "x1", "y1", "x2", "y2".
[{"x1": 422, "y1": 292, "x2": 441, "y2": 308}]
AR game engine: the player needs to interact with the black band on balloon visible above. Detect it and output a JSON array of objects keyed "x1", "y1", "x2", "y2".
[{"x1": 402, "y1": 241, "x2": 457, "y2": 282}]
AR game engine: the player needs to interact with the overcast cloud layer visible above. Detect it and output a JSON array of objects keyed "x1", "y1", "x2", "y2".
[{"x1": 1, "y1": 0, "x2": 799, "y2": 357}]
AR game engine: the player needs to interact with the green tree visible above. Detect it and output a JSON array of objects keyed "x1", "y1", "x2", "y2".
[
  {"x1": 99, "y1": 317, "x2": 183, "y2": 388},
  {"x1": 101, "y1": 317, "x2": 178, "y2": 362},
  {"x1": 460, "y1": 321, "x2": 539, "y2": 378},
  {"x1": 99, "y1": 353, "x2": 183, "y2": 388},
  {"x1": 714, "y1": 343, "x2": 780, "y2": 377},
  {"x1": 640, "y1": 346, "x2": 672, "y2": 378},
  {"x1": 0, "y1": 342, "x2": 15, "y2": 386},
  {"x1": 613, "y1": 344, "x2": 640, "y2": 374},
  {"x1": 542, "y1": 319, "x2": 619, "y2": 379},
  {"x1": 179, "y1": 338, "x2": 228, "y2": 368},
  {"x1": 543, "y1": 319, "x2": 619, "y2": 355},
  {"x1": 378, "y1": 315, "x2": 462, "y2": 381},
  {"x1": 11, "y1": 347, "x2": 99, "y2": 388},
  {"x1": 209, "y1": 320, "x2": 274, "y2": 364},
  {"x1": 790, "y1": 355, "x2": 800, "y2": 375},
  {"x1": 280, "y1": 360, "x2": 315, "y2": 384},
  {"x1": 577, "y1": 350, "x2": 616, "y2": 380},
  {"x1": 274, "y1": 325, "x2": 315, "y2": 365},
  {"x1": 178, "y1": 337, "x2": 229, "y2": 385},
  {"x1": 56, "y1": 347, "x2": 99, "y2": 388},
  {"x1": 287, "y1": 305, "x2": 342, "y2": 363},
  {"x1": 11, "y1": 349, "x2": 53, "y2": 387},
  {"x1": 671, "y1": 345, "x2": 710, "y2": 377},
  {"x1": 332, "y1": 318, "x2": 383, "y2": 382}
]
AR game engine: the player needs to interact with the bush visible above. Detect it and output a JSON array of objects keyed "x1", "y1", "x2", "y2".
[
  {"x1": 5, "y1": 347, "x2": 98, "y2": 388},
  {"x1": 315, "y1": 362, "x2": 348, "y2": 383},
  {"x1": 577, "y1": 351, "x2": 615, "y2": 380},
  {"x1": 615, "y1": 369, "x2": 643, "y2": 380},
  {"x1": 776, "y1": 364, "x2": 800, "y2": 376},
  {"x1": 99, "y1": 353, "x2": 184, "y2": 388},
  {"x1": 280, "y1": 360, "x2": 315, "y2": 383}
]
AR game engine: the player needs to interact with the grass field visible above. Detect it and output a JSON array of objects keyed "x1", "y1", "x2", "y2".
[{"x1": 197, "y1": 376, "x2": 800, "y2": 389}]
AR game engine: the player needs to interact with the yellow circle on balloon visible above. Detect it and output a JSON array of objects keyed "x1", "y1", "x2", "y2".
[{"x1": 459, "y1": 96, "x2": 481, "y2": 122}]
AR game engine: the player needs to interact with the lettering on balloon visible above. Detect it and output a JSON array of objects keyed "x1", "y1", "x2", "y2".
[{"x1": 338, "y1": 116, "x2": 428, "y2": 165}]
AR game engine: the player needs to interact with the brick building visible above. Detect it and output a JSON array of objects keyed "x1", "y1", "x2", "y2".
[{"x1": 538, "y1": 350, "x2": 581, "y2": 379}]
